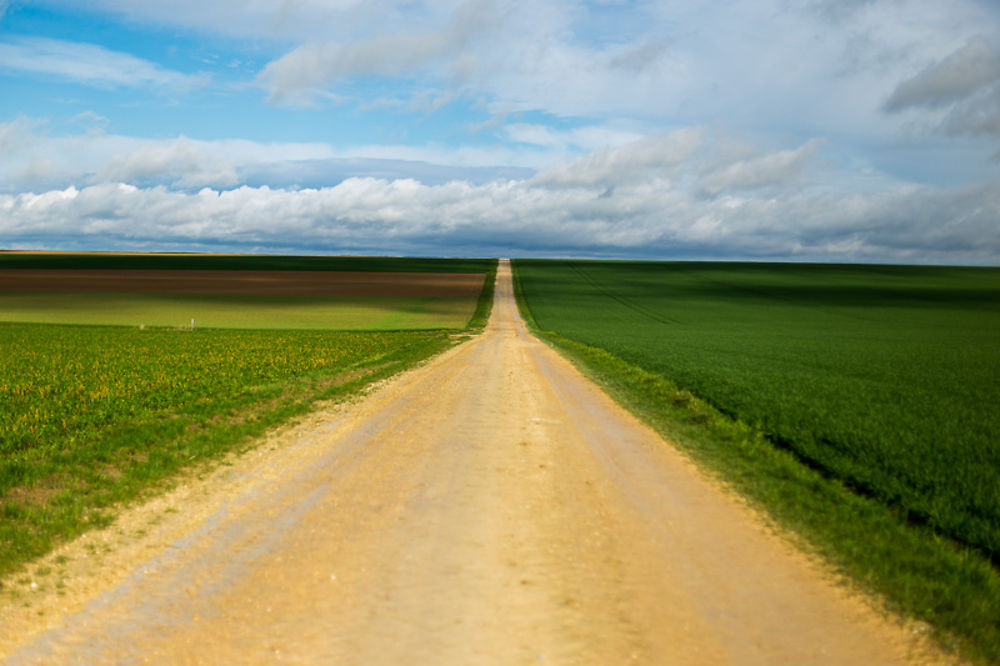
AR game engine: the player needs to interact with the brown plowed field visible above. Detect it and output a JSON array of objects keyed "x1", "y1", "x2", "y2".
[{"x1": 0, "y1": 270, "x2": 483, "y2": 297}]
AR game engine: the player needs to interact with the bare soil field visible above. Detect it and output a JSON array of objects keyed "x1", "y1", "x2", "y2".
[
  {"x1": 0, "y1": 261, "x2": 952, "y2": 664},
  {"x1": 0, "y1": 269, "x2": 483, "y2": 297}
]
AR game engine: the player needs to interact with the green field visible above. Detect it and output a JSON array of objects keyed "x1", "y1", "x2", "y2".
[
  {"x1": 0, "y1": 254, "x2": 496, "y2": 579},
  {"x1": 0, "y1": 323, "x2": 454, "y2": 577},
  {"x1": 514, "y1": 259, "x2": 1000, "y2": 556},
  {"x1": 0, "y1": 293, "x2": 476, "y2": 330},
  {"x1": 514, "y1": 259, "x2": 1000, "y2": 660}
]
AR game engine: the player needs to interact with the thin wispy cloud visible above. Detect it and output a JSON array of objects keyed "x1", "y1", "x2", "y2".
[
  {"x1": 0, "y1": 118, "x2": 534, "y2": 192},
  {"x1": 0, "y1": 36, "x2": 207, "y2": 91},
  {"x1": 258, "y1": 0, "x2": 497, "y2": 106}
]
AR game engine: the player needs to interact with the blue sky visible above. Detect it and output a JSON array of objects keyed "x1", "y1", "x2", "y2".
[{"x1": 1, "y1": 0, "x2": 999, "y2": 263}]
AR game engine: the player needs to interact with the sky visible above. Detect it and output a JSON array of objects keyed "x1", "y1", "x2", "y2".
[{"x1": 1, "y1": 0, "x2": 999, "y2": 263}]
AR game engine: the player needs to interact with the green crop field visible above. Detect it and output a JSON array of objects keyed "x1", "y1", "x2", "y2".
[
  {"x1": 0, "y1": 323, "x2": 454, "y2": 577},
  {"x1": 0, "y1": 254, "x2": 497, "y2": 579},
  {"x1": 515, "y1": 259, "x2": 1000, "y2": 556},
  {"x1": 0, "y1": 293, "x2": 477, "y2": 330},
  {"x1": 514, "y1": 258, "x2": 1000, "y2": 660}
]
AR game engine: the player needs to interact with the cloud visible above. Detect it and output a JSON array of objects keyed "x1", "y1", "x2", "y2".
[
  {"x1": 240, "y1": 158, "x2": 532, "y2": 189},
  {"x1": 883, "y1": 37, "x2": 1000, "y2": 138},
  {"x1": 70, "y1": 110, "x2": 111, "y2": 130},
  {"x1": 29, "y1": 0, "x2": 999, "y2": 166},
  {"x1": 944, "y1": 92, "x2": 1000, "y2": 135},
  {"x1": 608, "y1": 40, "x2": 668, "y2": 71},
  {"x1": 0, "y1": 36, "x2": 207, "y2": 91},
  {"x1": 93, "y1": 136, "x2": 243, "y2": 188},
  {"x1": 0, "y1": 116, "x2": 42, "y2": 155},
  {"x1": 884, "y1": 37, "x2": 1000, "y2": 110},
  {"x1": 0, "y1": 118, "x2": 538, "y2": 192},
  {"x1": 29, "y1": 0, "x2": 398, "y2": 41},
  {"x1": 250, "y1": 0, "x2": 687, "y2": 115},
  {"x1": 699, "y1": 139, "x2": 822, "y2": 195},
  {"x1": 0, "y1": 120, "x2": 336, "y2": 191},
  {"x1": 5, "y1": 114, "x2": 993, "y2": 263},
  {"x1": 530, "y1": 129, "x2": 702, "y2": 189},
  {"x1": 805, "y1": 0, "x2": 877, "y2": 22},
  {"x1": 3, "y1": 128, "x2": 995, "y2": 264},
  {"x1": 3, "y1": 174, "x2": 996, "y2": 264},
  {"x1": 504, "y1": 123, "x2": 646, "y2": 152},
  {"x1": 258, "y1": 0, "x2": 496, "y2": 105}
]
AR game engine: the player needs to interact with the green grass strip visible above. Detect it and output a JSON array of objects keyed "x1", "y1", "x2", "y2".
[
  {"x1": 0, "y1": 293, "x2": 479, "y2": 330},
  {"x1": 466, "y1": 259, "x2": 498, "y2": 329},
  {"x1": 511, "y1": 260, "x2": 1000, "y2": 664}
]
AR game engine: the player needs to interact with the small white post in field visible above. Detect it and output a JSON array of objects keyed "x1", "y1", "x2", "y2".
[{"x1": 191, "y1": 318, "x2": 195, "y2": 330}]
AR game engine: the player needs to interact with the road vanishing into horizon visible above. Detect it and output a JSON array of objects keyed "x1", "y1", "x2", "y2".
[{"x1": 1, "y1": 260, "x2": 947, "y2": 664}]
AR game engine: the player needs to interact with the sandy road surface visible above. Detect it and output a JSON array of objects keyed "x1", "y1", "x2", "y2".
[{"x1": 2, "y1": 260, "x2": 948, "y2": 664}]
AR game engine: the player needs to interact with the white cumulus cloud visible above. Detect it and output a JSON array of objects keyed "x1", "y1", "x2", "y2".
[{"x1": 2, "y1": 130, "x2": 997, "y2": 264}]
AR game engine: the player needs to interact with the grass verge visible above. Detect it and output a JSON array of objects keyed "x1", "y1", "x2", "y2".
[
  {"x1": 466, "y1": 259, "x2": 498, "y2": 329},
  {"x1": 511, "y1": 260, "x2": 1000, "y2": 664}
]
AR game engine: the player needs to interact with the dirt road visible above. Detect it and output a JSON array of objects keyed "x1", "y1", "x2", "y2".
[{"x1": 2, "y1": 260, "x2": 947, "y2": 664}]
